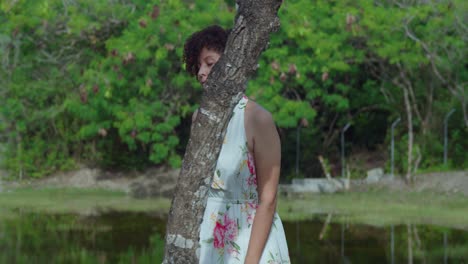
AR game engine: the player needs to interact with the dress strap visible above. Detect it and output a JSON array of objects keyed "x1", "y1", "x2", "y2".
[{"x1": 235, "y1": 95, "x2": 248, "y2": 112}]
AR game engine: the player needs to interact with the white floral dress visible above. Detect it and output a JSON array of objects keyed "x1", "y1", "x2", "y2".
[{"x1": 199, "y1": 96, "x2": 290, "y2": 264}]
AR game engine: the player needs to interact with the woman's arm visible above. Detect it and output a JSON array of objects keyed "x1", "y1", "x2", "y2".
[{"x1": 244, "y1": 106, "x2": 281, "y2": 264}]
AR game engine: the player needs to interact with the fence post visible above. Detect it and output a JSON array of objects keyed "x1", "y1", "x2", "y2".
[
  {"x1": 341, "y1": 123, "x2": 351, "y2": 178},
  {"x1": 444, "y1": 108, "x2": 456, "y2": 165},
  {"x1": 391, "y1": 118, "x2": 401, "y2": 178}
]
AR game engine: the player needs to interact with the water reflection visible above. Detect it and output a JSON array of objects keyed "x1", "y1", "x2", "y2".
[
  {"x1": 444, "y1": 231, "x2": 448, "y2": 264},
  {"x1": 283, "y1": 217, "x2": 468, "y2": 264},
  {"x1": 0, "y1": 211, "x2": 166, "y2": 263},
  {"x1": 390, "y1": 225, "x2": 394, "y2": 264},
  {"x1": 1, "y1": 211, "x2": 467, "y2": 263}
]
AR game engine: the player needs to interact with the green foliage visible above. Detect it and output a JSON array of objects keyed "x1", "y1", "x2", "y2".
[
  {"x1": 0, "y1": 0, "x2": 211, "y2": 174},
  {"x1": 303, "y1": 0, "x2": 468, "y2": 176},
  {"x1": 0, "y1": 0, "x2": 466, "y2": 178},
  {"x1": 59, "y1": 0, "x2": 234, "y2": 169}
]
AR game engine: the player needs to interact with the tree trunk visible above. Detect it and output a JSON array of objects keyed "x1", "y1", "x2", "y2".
[
  {"x1": 163, "y1": 1, "x2": 282, "y2": 263},
  {"x1": 462, "y1": 96, "x2": 468, "y2": 127},
  {"x1": 402, "y1": 87, "x2": 413, "y2": 183},
  {"x1": 16, "y1": 124, "x2": 23, "y2": 181}
]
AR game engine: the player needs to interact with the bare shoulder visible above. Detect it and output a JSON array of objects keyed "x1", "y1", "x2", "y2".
[
  {"x1": 245, "y1": 99, "x2": 279, "y2": 154},
  {"x1": 246, "y1": 100, "x2": 275, "y2": 128}
]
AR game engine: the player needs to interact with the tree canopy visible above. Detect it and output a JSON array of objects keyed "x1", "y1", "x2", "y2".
[{"x1": 0, "y1": 0, "x2": 466, "y2": 179}]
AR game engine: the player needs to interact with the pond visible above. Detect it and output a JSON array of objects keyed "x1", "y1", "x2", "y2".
[{"x1": 1, "y1": 211, "x2": 467, "y2": 263}]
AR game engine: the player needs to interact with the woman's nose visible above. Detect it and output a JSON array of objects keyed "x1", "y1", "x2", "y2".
[{"x1": 198, "y1": 66, "x2": 208, "y2": 83}]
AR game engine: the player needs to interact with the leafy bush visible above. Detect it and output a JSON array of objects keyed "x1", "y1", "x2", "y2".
[{"x1": 0, "y1": 0, "x2": 466, "y2": 179}]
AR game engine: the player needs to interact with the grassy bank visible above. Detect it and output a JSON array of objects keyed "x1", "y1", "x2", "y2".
[
  {"x1": 278, "y1": 190, "x2": 468, "y2": 229},
  {"x1": 1, "y1": 187, "x2": 467, "y2": 229},
  {"x1": 0, "y1": 187, "x2": 171, "y2": 216}
]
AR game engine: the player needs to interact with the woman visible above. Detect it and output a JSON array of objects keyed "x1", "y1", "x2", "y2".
[{"x1": 184, "y1": 25, "x2": 290, "y2": 264}]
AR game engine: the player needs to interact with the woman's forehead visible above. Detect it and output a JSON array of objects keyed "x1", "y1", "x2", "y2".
[{"x1": 199, "y1": 47, "x2": 221, "y2": 59}]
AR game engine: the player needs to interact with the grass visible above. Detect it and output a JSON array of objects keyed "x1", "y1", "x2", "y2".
[
  {"x1": 277, "y1": 189, "x2": 468, "y2": 229},
  {"x1": 0, "y1": 187, "x2": 171, "y2": 216},
  {"x1": 1, "y1": 186, "x2": 467, "y2": 229}
]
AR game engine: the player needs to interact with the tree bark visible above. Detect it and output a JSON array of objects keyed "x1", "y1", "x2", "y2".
[
  {"x1": 163, "y1": 1, "x2": 282, "y2": 263},
  {"x1": 392, "y1": 72, "x2": 414, "y2": 184},
  {"x1": 402, "y1": 87, "x2": 413, "y2": 183}
]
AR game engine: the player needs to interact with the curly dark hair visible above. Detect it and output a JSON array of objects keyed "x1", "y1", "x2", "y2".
[{"x1": 183, "y1": 25, "x2": 230, "y2": 77}]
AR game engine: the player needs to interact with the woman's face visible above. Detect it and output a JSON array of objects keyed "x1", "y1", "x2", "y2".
[{"x1": 197, "y1": 47, "x2": 221, "y2": 84}]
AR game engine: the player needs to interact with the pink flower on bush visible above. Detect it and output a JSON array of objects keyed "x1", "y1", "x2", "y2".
[{"x1": 213, "y1": 222, "x2": 226, "y2": 249}]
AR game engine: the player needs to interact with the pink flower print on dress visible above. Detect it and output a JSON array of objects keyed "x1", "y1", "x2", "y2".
[
  {"x1": 246, "y1": 202, "x2": 257, "y2": 227},
  {"x1": 213, "y1": 222, "x2": 226, "y2": 249},
  {"x1": 227, "y1": 247, "x2": 240, "y2": 258},
  {"x1": 247, "y1": 153, "x2": 256, "y2": 175},
  {"x1": 247, "y1": 174, "x2": 257, "y2": 187},
  {"x1": 223, "y1": 214, "x2": 238, "y2": 242},
  {"x1": 247, "y1": 201, "x2": 258, "y2": 210},
  {"x1": 212, "y1": 214, "x2": 238, "y2": 250},
  {"x1": 247, "y1": 213, "x2": 254, "y2": 226}
]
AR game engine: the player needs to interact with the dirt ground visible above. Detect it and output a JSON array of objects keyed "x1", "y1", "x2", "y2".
[
  {"x1": 352, "y1": 170, "x2": 468, "y2": 196},
  {"x1": 1, "y1": 166, "x2": 179, "y2": 198},
  {"x1": 413, "y1": 171, "x2": 468, "y2": 195}
]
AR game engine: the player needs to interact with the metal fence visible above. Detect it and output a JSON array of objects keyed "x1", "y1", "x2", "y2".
[{"x1": 294, "y1": 108, "x2": 460, "y2": 178}]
